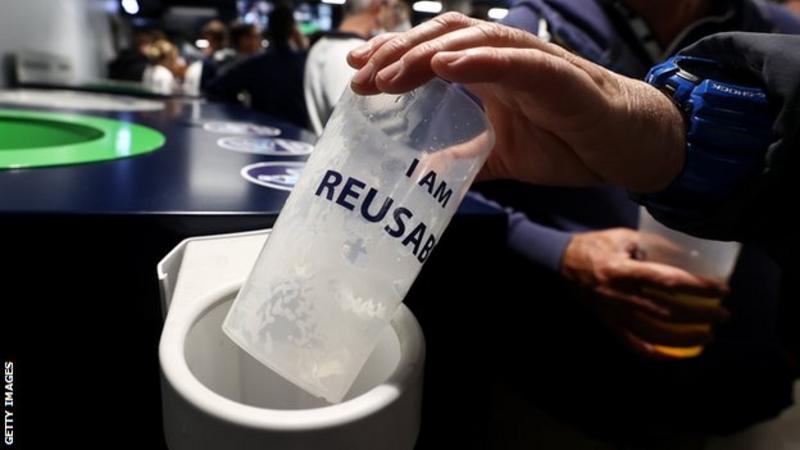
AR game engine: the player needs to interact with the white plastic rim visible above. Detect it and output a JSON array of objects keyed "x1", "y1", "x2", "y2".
[
  {"x1": 0, "y1": 89, "x2": 165, "y2": 112},
  {"x1": 159, "y1": 281, "x2": 425, "y2": 431}
]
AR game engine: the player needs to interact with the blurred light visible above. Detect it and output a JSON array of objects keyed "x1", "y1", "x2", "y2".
[
  {"x1": 412, "y1": 1, "x2": 442, "y2": 13},
  {"x1": 294, "y1": 10, "x2": 312, "y2": 21},
  {"x1": 103, "y1": 0, "x2": 120, "y2": 13},
  {"x1": 487, "y1": 7, "x2": 508, "y2": 20},
  {"x1": 195, "y1": 39, "x2": 210, "y2": 49},
  {"x1": 115, "y1": 127, "x2": 132, "y2": 156},
  {"x1": 121, "y1": 0, "x2": 139, "y2": 14},
  {"x1": 321, "y1": 0, "x2": 346, "y2": 4},
  {"x1": 261, "y1": 39, "x2": 270, "y2": 49}
]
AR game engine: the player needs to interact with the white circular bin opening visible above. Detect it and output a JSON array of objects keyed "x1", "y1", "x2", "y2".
[{"x1": 184, "y1": 293, "x2": 402, "y2": 409}]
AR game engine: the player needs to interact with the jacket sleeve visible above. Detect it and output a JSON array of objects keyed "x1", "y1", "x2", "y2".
[
  {"x1": 647, "y1": 32, "x2": 800, "y2": 263},
  {"x1": 469, "y1": 192, "x2": 573, "y2": 272}
]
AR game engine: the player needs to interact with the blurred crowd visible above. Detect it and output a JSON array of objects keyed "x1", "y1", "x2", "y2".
[{"x1": 107, "y1": 0, "x2": 411, "y2": 130}]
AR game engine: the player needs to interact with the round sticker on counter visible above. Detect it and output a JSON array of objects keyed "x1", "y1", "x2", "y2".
[
  {"x1": 241, "y1": 161, "x2": 305, "y2": 191},
  {"x1": 218, "y1": 136, "x2": 313, "y2": 156},
  {"x1": 203, "y1": 121, "x2": 281, "y2": 136}
]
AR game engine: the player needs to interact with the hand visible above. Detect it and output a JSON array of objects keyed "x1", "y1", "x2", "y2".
[
  {"x1": 560, "y1": 228, "x2": 730, "y2": 358},
  {"x1": 290, "y1": 25, "x2": 309, "y2": 50},
  {"x1": 346, "y1": 13, "x2": 685, "y2": 193}
]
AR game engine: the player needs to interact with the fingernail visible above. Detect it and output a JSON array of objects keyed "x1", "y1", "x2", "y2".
[
  {"x1": 351, "y1": 62, "x2": 375, "y2": 86},
  {"x1": 436, "y1": 51, "x2": 464, "y2": 66},
  {"x1": 350, "y1": 43, "x2": 370, "y2": 59},
  {"x1": 377, "y1": 61, "x2": 403, "y2": 83}
]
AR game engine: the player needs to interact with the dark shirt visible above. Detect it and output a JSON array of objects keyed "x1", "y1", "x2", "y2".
[
  {"x1": 107, "y1": 48, "x2": 149, "y2": 82},
  {"x1": 206, "y1": 44, "x2": 310, "y2": 130}
]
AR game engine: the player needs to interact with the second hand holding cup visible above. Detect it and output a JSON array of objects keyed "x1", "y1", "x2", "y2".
[
  {"x1": 637, "y1": 207, "x2": 741, "y2": 358},
  {"x1": 223, "y1": 79, "x2": 494, "y2": 403}
]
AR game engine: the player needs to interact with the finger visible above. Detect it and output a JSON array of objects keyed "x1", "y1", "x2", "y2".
[
  {"x1": 347, "y1": 32, "x2": 400, "y2": 69},
  {"x1": 626, "y1": 311, "x2": 715, "y2": 347},
  {"x1": 594, "y1": 285, "x2": 672, "y2": 319},
  {"x1": 607, "y1": 259, "x2": 729, "y2": 298},
  {"x1": 594, "y1": 306, "x2": 677, "y2": 360},
  {"x1": 429, "y1": 47, "x2": 612, "y2": 131},
  {"x1": 641, "y1": 286, "x2": 730, "y2": 323},
  {"x1": 351, "y1": 12, "x2": 478, "y2": 94},
  {"x1": 618, "y1": 330, "x2": 676, "y2": 360},
  {"x1": 372, "y1": 22, "x2": 549, "y2": 94}
]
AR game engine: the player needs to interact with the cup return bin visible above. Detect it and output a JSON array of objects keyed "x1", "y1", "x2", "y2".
[{"x1": 157, "y1": 229, "x2": 426, "y2": 450}]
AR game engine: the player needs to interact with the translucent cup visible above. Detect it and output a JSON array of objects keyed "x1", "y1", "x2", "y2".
[
  {"x1": 223, "y1": 79, "x2": 494, "y2": 402},
  {"x1": 637, "y1": 207, "x2": 741, "y2": 358}
]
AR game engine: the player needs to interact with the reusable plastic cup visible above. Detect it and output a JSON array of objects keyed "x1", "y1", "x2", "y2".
[
  {"x1": 637, "y1": 207, "x2": 741, "y2": 358},
  {"x1": 223, "y1": 79, "x2": 494, "y2": 402}
]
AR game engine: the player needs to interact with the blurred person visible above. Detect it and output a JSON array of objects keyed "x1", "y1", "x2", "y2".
[
  {"x1": 194, "y1": 20, "x2": 231, "y2": 91},
  {"x1": 349, "y1": 4, "x2": 800, "y2": 448},
  {"x1": 287, "y1": 22, "x2": 310, "y2": 51},
  {"x1": 206, "y1": 4, "x2": 309, "y2": 129},
  {"x1": 142, "y1": 39, "x2": 184, "y2": 95},
  {"x1": 212, "y1": 22, "x2": 264, "y2": 77},
  {"x1": 787, "y1": 0, "x2": 800, "y2": 14},
  {"x1": 200, "y1": 20, "x2": 228, "y2": 57},
  {"x1": 303, "y1": 0, "x2": 401, "y2": 135},
  {"x1": 108, "y1": 29, "x2": 158, "y2": 81},
  {"x1": 229, "y1": 22, "x2": 264, "y2": 57}
]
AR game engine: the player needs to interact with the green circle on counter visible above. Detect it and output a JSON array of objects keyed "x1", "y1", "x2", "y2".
[{"x1": 0, "y1": 109, "x2": 165, "y2": 169}]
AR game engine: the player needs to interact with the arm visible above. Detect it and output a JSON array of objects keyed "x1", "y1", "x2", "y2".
[
  {"x1": 469, "y1": 191, "x2": 572, "y2": 271},
  {"x1": 347, "y1": 19, "x2": 799, "y2": 260},
  {"x1": 648, "y1": 33, "x2": 800, "y2": 261},
  {"x1": 508, "y1": 212, "x2": 572, "y2": 272},
  {"x1": 346, "y1": 12, "x2": 685, "y2": 192}
]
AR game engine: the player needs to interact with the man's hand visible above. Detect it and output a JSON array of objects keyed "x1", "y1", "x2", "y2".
[
  {"x1": 560, "y1": 228, "x2": 730, "y2": 358},
  {"x1": 347, "y1": 13, "x2": 685, "y2": 193}
]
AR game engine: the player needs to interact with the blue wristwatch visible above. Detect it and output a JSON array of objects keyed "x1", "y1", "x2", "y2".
[{"x1": 639, "y1": 55, "x2": 775, "y2": 217}]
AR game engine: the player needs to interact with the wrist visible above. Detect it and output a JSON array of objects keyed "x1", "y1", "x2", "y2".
[
  {"x1": 560, "y1": 234, "x2": 591, "y2": 284},
  {"x1": 637, "y1": 55, "x2": 774, "y2": 217},
  {"x1": 623, "y1": 79, "x2": 687, "y2": 194}
]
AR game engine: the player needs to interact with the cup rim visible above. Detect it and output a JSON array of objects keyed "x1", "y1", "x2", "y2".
[{"x1": 348, "y1": 77, "x2": 495, "y2": 149}]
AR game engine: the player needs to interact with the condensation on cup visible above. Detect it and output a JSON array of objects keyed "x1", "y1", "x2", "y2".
[{"x1": 223, "y1": 79, "x2": 495, "y2": 402}]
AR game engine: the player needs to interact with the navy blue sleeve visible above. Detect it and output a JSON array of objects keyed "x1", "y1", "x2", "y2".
[
  {"x1": 469, "y1": 192, "x2": 573, "y2": 272},
  {"x1": 507, "y1": 211, "x2": 573, "y2": 271},
  {"x1": 760, "y1": 3, "x2": 800, "y2": 34},
  {"x1": 502, "y1": 0, "x2": 544, "y2": 35}
]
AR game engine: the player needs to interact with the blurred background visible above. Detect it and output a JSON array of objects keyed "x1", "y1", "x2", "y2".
[{"x1": 0, "y1": 0, "x2": 511, "y2": 93}]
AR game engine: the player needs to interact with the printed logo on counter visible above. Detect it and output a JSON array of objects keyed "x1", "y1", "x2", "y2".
[
  {"x1": 218, "y1": 136, "x2": 314, "y2": 156},
  {"x1": 241, "y1": 161, "x2": 306, "y2": 191},
  {"x1": 203, "y1": 121, "x2": 281, "y2": 136}
]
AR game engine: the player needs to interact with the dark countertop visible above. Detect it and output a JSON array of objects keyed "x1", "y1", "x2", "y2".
[{"x1": 0, "y1": 95, "x2": 499, "y2": 219}]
